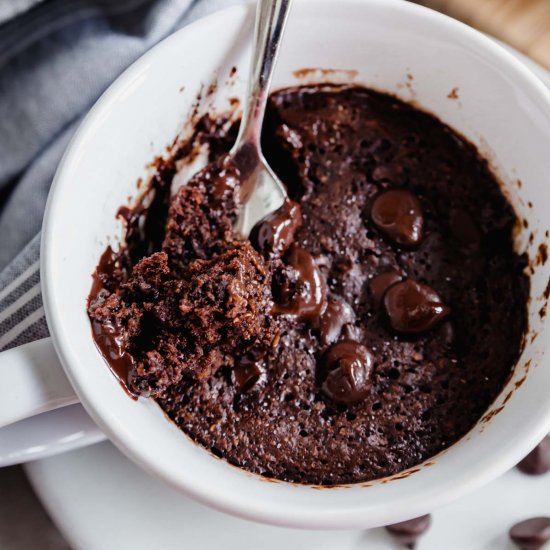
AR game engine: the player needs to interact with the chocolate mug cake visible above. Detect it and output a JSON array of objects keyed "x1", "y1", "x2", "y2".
[{"x1": 88, "y1": 85, "x2": 529, "y2": 485}]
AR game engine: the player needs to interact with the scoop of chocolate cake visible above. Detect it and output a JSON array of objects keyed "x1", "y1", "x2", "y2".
[{"x1": 89, "y1": 239, "x2": 276, "y2": 398}]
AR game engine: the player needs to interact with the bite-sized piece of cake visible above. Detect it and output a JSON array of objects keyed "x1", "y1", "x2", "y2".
[{"x1": 90, "y1": 240, "x2": 275, "y2": 398}]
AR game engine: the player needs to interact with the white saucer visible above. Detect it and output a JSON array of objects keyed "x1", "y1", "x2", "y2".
[
  {"x1": 24, "y1": 441, "x2": 550, "y2": 550},
  {"x1": 23, "y1": 43, "x2": 550, "y2": 550}
]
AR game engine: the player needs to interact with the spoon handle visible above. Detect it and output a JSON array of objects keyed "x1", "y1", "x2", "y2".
[{"x1": 232, "y1": 0, "x2": 293, "y2": 150}]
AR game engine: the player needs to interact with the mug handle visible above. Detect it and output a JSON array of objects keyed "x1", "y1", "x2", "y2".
[{"x1": 0, "y1": 338, "x2": 105, "y2": 466}]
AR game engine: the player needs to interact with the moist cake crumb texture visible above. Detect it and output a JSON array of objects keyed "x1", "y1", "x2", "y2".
[{"x1": 88, "y1": 85, "x2": 529, "y2": 485}]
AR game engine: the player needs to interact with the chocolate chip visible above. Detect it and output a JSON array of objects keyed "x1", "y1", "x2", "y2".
[
  {"x1": 315, "y1": 296, "x2": 355, "y2": 346},
  {"x1": 369, "y1": 270, "x2": 403, "y2": 306},
  {"x1": 272, "y1": 245, "x2": 327, "y2": 322},
  {"x1": 234, "y1": 361, "x2": 263, "y2": 392},
  {"x1": 385, "y1": 514, "x2": 432, "y2": 549},
  {"x1": 384, "y1": 279, "x2": 450, "y2": 334},
  {"x1": 517, "y1": 436, "x2": 550, "y2": 475},
  {"x1": 250, "y1": 199, "x2": 302, "y2": 258},
  {"x1": 370, "y1": 189, "x2": 424, "y2": 247},
  {"x1": 509, "y1": 517, "x2": 550, "y2": 550},
  {"x1": 320, "y1": 340, "x2": 373, "y2": 405}
]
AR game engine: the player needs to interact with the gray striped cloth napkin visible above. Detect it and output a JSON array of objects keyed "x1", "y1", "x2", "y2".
[{"x1": 0, "y1": 0, "x2": 244, "y2": 353}]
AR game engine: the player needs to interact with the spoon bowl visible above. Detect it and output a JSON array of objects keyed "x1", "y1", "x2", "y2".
[
  {"x1": 183, "y1": 0, "x2": 292, "y2": 238},
  {"x1": 231, "y1": 143, "x2": 287, "y2": 236},
  {"x1": 227, "y1": 0, "x2": 292, "y2": 236}
]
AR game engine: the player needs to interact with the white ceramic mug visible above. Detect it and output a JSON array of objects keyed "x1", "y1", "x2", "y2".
[{"x1": 2, "y1": 0, "x2": 550, "y2": 530}]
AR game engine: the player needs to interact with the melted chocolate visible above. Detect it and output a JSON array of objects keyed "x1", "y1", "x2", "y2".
[
  {"x1": 371, "y1": 189, "x2": 424, "y2": 248},
  {"x1": 250, "y1": 199, "x2": 302, "y2": 258},
  {"x1": 320, "y1": 340, "x2": 374, "y2": 405},
  {"x1": 88, "y1": 247, "x2": 137, "y2": 397},
  {"x1": 91, "y1": 317, "x2": 136, "y2": 393},
  {"x1": 272, "y1": 244, "x2": 327, "y2": 321},
  {"x1": 207, "y1": 154, "x2": 241, "y2": 205},
  {"x1": 369, "y1": 270, "x2": 403, "y2": 306},
  {"x1": 384, "y1": 279, "x2": 450, "y2": 334},
  {"x1": 315, "y1": 295, "x2": 355, "y2": 346}
]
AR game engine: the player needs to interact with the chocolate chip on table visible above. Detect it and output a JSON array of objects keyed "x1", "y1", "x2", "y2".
[
  {"x1": 320, "y1": 340, "x2": 374, "y2": 405},
  {"x1": 250, "y1": 199, "x2": 302, "y2": 258},
  {"x1": 384, "y1": 279, "x2": 450, "y2": 334},
  {"x1": 509, "y1": 517, "x2": 550, "y2": 550},
  {"x1": 370, "y1": 189, "x2": 424, "y2": 248},
  {"x1": 517, "y1": 436, "x2": 550, "y2": 475},
  {"x1": 385, "y1": 514, "x2": 432, "y2": 549}
]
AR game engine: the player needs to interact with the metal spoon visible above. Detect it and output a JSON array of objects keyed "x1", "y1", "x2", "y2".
[{"x1": 230, "y1": 0, "x2": 293, "y2": 237}]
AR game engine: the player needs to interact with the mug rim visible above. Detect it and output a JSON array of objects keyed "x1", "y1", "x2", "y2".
[{"x1": 40, "y1": 0, "x2": 550, "y2": 529}]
